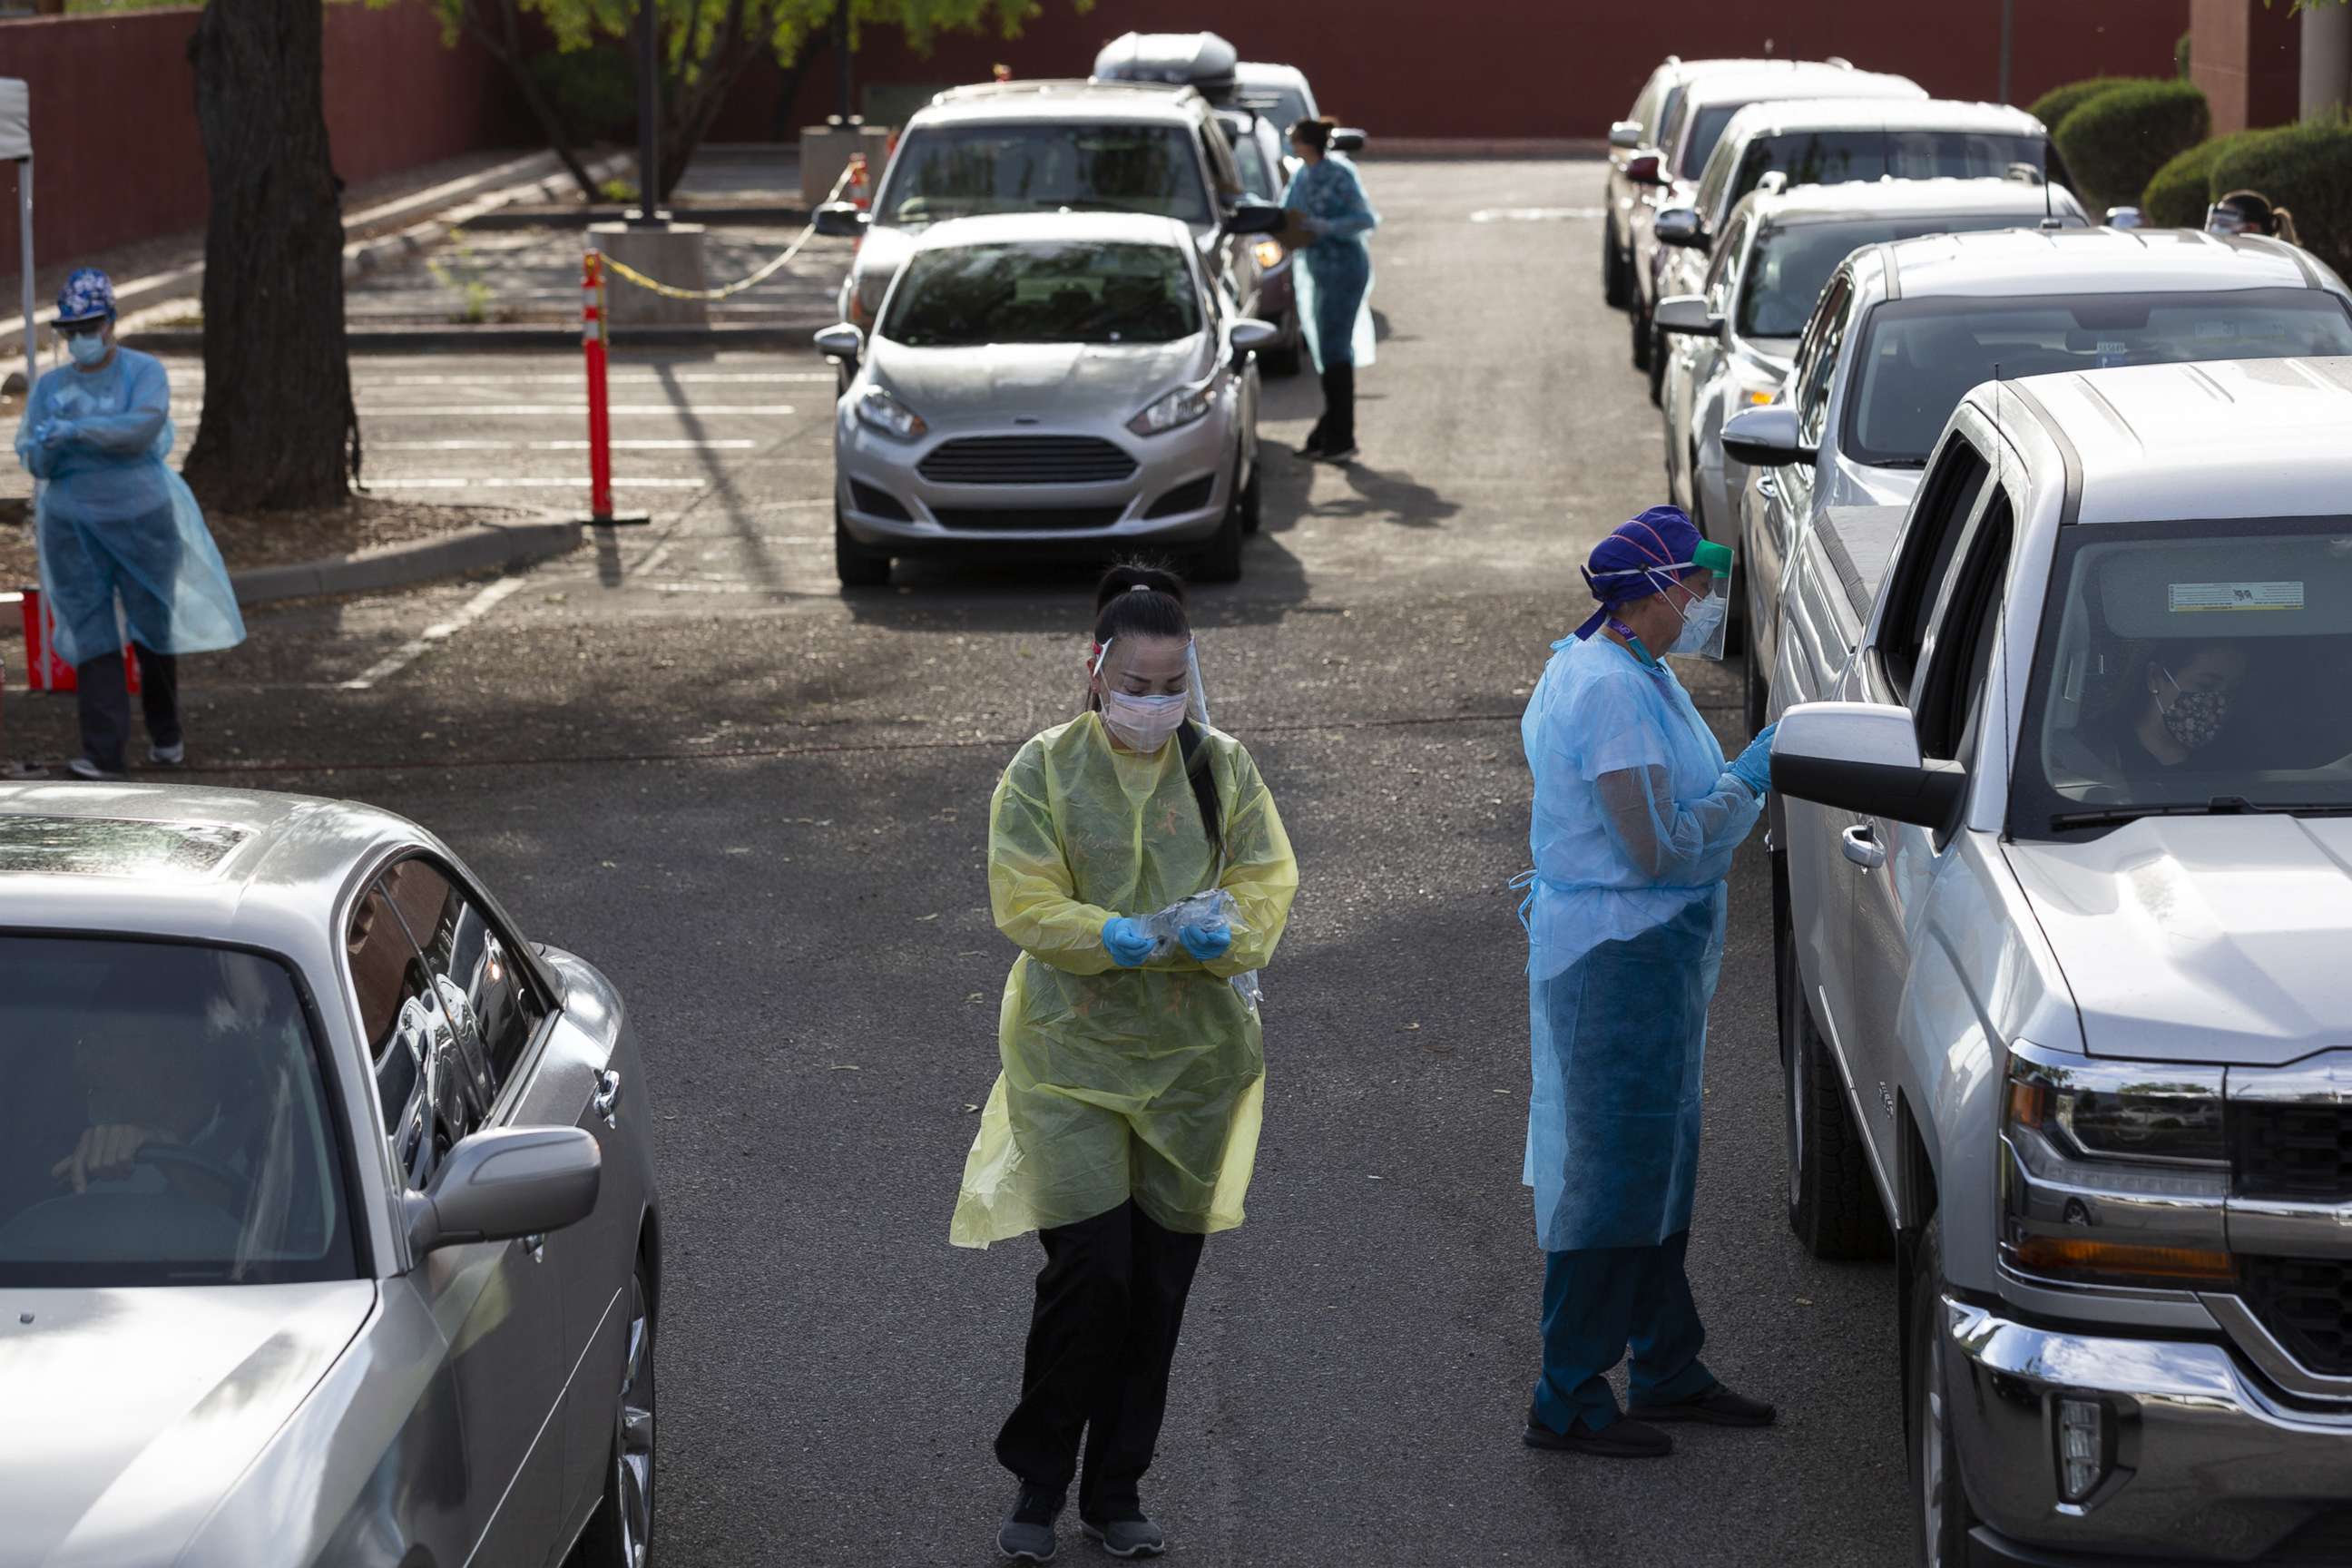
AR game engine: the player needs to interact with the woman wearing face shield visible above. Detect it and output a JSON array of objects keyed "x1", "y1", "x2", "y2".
[
  {"x1": 12, "y1": 268, "x2": 244, "y2": 779},
  {"x1": 1514, "y1": 506, "x2": 1779, "y2": 1459},
  {"x1": 955, "y1": 564, "x2": 1298, "y2": 1562}
]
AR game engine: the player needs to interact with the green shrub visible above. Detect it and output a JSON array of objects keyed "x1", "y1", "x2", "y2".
[
  {"x1": 2175, "y1": 31, "x2": 2191, "y2": 80},
  {"x1": 529, "y1": 45, "x2": 636, "y2": 147},
  {"x1": 2210, "y1": 118, "x2": 2352, "y2": 279},
  {"x1": 2027, "y1": 76, "x2": 2144, "y2": 136},
  {"x1": 2141, "y1": 130, "x2": 2263, "y2": 225},
  {"x1": 2053, "y1": 79, "x2": 2210, "y2": 211}
]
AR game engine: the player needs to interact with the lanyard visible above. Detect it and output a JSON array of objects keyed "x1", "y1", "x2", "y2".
[{"x1": 1604, "y1": 617, "x2": 1665, "y2": 673}]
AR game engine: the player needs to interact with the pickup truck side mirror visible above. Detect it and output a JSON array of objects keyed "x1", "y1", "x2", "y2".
[
  {"x1": 1623, "y1": 153, "x2": 1663, "y2": 187},
  {"x1": 1609, "y1": 121, "x2": 1644, "y2": 152},
  {"x1": 1222, "y1": 201, "x2": 1286, "y2": 237},
  {"x1": 1652, "y1": 294, "x2": 1721, "y2": 338},
  {"x1": 1772, "y1": 701, "x2": 1968, "y2": 829},
  {"x1": 1720, "y1": 406, "x2": 1814, "y2": 467},
  {"x1": 1329, "y1": 128, "x2": 1367, "y2": 154},
  {"x1": 1653, "y1": 207, "x2": 1706, "y2": 249},
  {"x1": 405, "y1": 1126, "x2": 601, "y2": 1257},
  {"x1": 812, "y1": 323, "x2": 865, "y2": 365},
  {"x1": 813, "y1": 202, "x2": 871, "y2": 239}
]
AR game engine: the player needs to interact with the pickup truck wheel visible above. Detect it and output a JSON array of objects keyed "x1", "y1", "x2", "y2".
[
  {"x1": 1646, "y1": 326, "x2": 1667, "y2": 407},
  {"x1": 1779, "y1": 902, "x2": 1891, "y2": 1259},
  {"x1": 1908, "y1": 1216, "x2": 1978, "y2": 1568},
  {"x1": 1604, "y1": 227, "x2": 1632, "y2": 309},
  {"x1": 1631, "y1": 302, "x2": 1652, "y2": 371},
  {"x1": 1743, "y1": 640, "x2": 1769, "y2": 735}
]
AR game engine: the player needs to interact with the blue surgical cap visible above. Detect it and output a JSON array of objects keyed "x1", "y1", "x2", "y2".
[
  {"x1": 1573, "y1": 505, "x2": 1702, "y2": 639},
  {"x1": 54, "y1": 268, "x2": 116, "y2": 326}
]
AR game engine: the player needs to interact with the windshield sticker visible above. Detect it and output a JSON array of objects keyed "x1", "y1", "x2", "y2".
[{"x1": 2168, "y1": 581, "x2": 2306, "y2": 613}]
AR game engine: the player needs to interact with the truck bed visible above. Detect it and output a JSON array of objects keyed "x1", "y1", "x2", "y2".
[
  {"x1": 1813, "y1": 505, "x2": 1908, "y2": 624},
  {"x1": 1777, "y1": 505, "x2": 1909, "y2": 710}
]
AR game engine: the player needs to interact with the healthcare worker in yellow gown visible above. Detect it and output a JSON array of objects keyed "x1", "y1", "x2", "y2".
[{"x1": 955, "y1": 564, "x2": 1298, "y2": 1563}]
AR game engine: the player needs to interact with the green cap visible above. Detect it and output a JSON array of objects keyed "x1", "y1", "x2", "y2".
[{"x1": 1693, "y1": 539, "x2": 1734, "y2": 578}]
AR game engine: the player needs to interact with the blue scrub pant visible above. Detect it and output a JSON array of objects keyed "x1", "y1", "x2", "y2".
[{"x1": 1531, "y1": 1229, "x2": 1714, "y2": 1435}]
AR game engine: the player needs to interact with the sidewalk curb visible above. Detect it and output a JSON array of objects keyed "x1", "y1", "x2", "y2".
[
  {"x1": 123, "y1": 320, "x2": 835, "y2": 355},
  {"x1": 462, "y1": 202, "x2": 812, "y2": 230},
  {"x1": 231, "y1": 519, "x2": 583, "y2": 607}
]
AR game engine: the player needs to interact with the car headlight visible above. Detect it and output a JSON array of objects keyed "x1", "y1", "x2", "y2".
[
  {"x1": 1999, "y1": 1044, "x2": 2230, "y2": 1287},
  {"x1": 1127, "y1": 382, "x2": 1214, "y2": 437},
  {"x1": 855, "y1": 387, "x2": 926, "y2": 441},
  {"x1": 1251, "y1": 239, "x2": 1284, "y2": 269}
]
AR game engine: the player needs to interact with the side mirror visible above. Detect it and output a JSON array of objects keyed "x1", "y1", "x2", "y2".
[
  {"x1": 1229, "y1": 318, "x2": 1280, "y2": 356},
  {"x1": 813, "y1": 202, "x2": 870, "y2": 239},
  {"x1": 1222, "y1": 200, "x2": 1285, "y2": 237},
  {"x1": 1771, "y1": 701, "x2": 1968, "y2": 829},
  {"x1": 1329, "y1": 127, "x2": 1367, "y2": 154},
  {"x1": 1653, "y1": 207, "x2": 1706, "y2": 249},
  {"x1": 1720, "y1": 405, "x2": 1814, "y2": 468},
  {"x1": 1653, "y1": 294, "x2": 1721, "y2": 338},
  {"x1": 1624, "y1": 152, "x2": 1663, "y2": 187},
  {"x1": 1609, "y1": 121, "x2": 1644, "y2": 152},
  {"x1": 405, "y1": 1126, "x2": 601, "y2": 1256},
  {"x1": 813, "y1": 323, "x2": 865, "y2": 364}
]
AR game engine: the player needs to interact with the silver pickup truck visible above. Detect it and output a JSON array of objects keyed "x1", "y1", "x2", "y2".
[{"x1": 1761, "y1": 354, "x2": 2352, "y2": 1567}]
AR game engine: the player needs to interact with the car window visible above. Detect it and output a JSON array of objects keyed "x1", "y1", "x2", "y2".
[
  {"x1": 1795, "y1": 275, "x2": 1857, "y2": 448},
  {"x1": 1629, "y1": 73, "x2": 1665, "y2": 137},
  {"x1": 1684, "y1": 103, "x2": 1746, "y2": 181},
  {"x1": 2014, "y1": 516, "x2": 2352, "y2": 836},
  {"x1": 883, "y1": 240, "x2": 1202, "y2": 348},
  {"x1": 1845, "y1": 289, "x2": 2352, "y2": 467},
  {"x1": 1913, "y1": 488, "x2": 2017, "y2": 760},
  {"x1": 1196, "y1": 120, "x2": 1240, "y2": 201},
  {"x1": 1703, "y1": 211, "x2": 1753, "y2": 313},
  {"x1": 876, "y1": 123, "x2": 1211, "y2": 227},
  {"x1": 350, "y1": 871, "x2": 490, "y2": 1194},
  {"x1": 1726, "y1": 131, "x2": 2047, "y2": 217},
  {"x1": 0, "y1": 936, "x2": 358, "y2": 1288},
  {"x1": 380, "y1": 858, "x2": 546, "y2": 1094},
  {"x1": 1222, "y1": 121, "x2": 1278, "y2": 200},
  {"x1": 1877, "y1": 435, "x2": 1993, "y2": 697},
  {"x1": 1736, "y1": 213, "x2": 2063, "y2": 342}
]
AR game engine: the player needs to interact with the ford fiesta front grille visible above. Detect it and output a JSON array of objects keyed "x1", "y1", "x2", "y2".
[
  {"x1": 918, "y1": 436, "x2": 1139, "y2": 486},
  {"x1": 933, "y1": 505, "x2": 1129, "y2": 533}
]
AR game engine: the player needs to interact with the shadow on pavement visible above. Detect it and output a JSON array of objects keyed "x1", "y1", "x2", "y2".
[{"x1": 1310, "y1": 464, "x2": 1460, "y2": 530}]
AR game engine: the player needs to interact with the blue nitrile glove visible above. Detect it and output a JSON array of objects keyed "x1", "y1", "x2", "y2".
[
  {"x1": 1102, "y1": 916, "x2": 1155, "y2": 969},
  {"x1": 40, "y1": 419, "x2": 74, "y2": 449},
  {"x1": 1728, "y1": 722, "x2": 1778, "y2": 798},
  {"x1": 1178, "y1": 920, "x2": 1232, "y2": 963}
]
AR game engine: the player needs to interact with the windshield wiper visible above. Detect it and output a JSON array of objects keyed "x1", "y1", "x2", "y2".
[{"x1": 2051, "y1": 796, "x2": 2352, "y2": 830}]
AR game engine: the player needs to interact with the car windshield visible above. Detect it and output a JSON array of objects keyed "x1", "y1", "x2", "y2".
[
  {"x1": 1845, "y1": 289, "x2": 2352, "y2": 465},
  {"x1": 1681, "y1": 103, "x2": 1744, "y2": 176},
  {"x1": 0, "y1": 937, "x2": 356, "y2": 1288},
  {"x1": 1737, "y1": 213, "x2": 2051, "y2": 339},
  {"x1": 2014, "y1": 518, "x2": 2352, "y2": 836},
  {"x1": 883, "y1": 240, "x2": 1202, "y2": 348},
  {"x1": 1236, "y1": 84, "x2": 1311, "y2": 137},
  {"x1": 877, "y1": 124, "x2": 1210, "y2": 227},
  {"x1": 1731, "y1": 131, "x2": 2046, "y2": 210}
]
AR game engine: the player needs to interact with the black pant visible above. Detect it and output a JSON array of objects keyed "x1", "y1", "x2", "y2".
[
  {"x1": 995, "y1": 1201, "x2": 1205, "y2": 1514},
  {"x1": 1316, "y1": 361, "x2": 1357, "y2": 451},
  {"x1": 75, "y1": 644, "x2": 180, "y2": 773}
]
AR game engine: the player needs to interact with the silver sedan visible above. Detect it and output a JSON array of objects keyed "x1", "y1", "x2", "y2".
[
  {"x1": 818, "y1": 211, "x2": 1280, "y2": 587},
  {"x1": 0, "y1": 783, "x2": 660, "y2": 1568}
]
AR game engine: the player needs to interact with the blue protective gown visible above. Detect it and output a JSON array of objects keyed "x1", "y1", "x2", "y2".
[
  {"x1": 14, "y1": 349, "x2": 244, "y2": 667},
  {"x1": 1519, "y1": 632, "x2": 1762, "y2": 1250},
  {"x1": 1280, "y1": 154, "x2": 1378, "y2": 372}
]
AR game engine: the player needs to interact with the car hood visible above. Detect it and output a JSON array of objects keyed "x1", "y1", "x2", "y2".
[
  {"x1": 1822, "y1": 456, "x2": 1922, "y2": 510},
  {"x1": 871, "y1": 337, "x2": 1212, "y2": 426},
  {"x1": 0, "y1": 1281, "x2": 374, "y2": 1566},
  {"x1": 2004, "y1": 816, "x2": 2352, "y2": 1064}
]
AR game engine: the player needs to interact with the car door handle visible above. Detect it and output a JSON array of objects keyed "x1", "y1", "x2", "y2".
[
  {"x1": 1841, "y1": 825, "x2": 1886, "y2": 870},
  {"x1": 1756, "y1": 474, "x2": 1778, "y2": 497},
  {"x1": 593, "y1": 1069, "x2": 622, "y2": 1129}
]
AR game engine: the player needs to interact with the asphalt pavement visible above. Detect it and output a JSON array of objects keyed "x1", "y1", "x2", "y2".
[{"x1": 3, "y1": 159, "x2": 1912, "y2": 1565}]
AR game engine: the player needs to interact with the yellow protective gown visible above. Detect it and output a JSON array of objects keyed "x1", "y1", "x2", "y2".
[{"x1": 951, "y1": 712, "x2": 1298, "y2": 1249}]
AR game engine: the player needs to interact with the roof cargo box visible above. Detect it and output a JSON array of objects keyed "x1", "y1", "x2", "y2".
[{"x1": 1093, "y1": 32, "x2": 1240, "y2": 101}]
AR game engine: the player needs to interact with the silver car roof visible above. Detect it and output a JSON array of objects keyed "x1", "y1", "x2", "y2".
[
  {"x1": 1715, "y1": 95, "x2": 2045, "y2": 140},
  {"x1": 907, "y1": 211, "x2": 1199, "y2": 252},
  {"x1": 1867, "y1": 226, "x2": 2334, "y2": 300},
  {"x1": 1742, "y1": 176, "x2": 2087, "y2": 227},
  {"x1": 1678, "y1": 66, "x2": 1926, "y2": 110},
  {"x1": 2004, "y1": 356, "x2": 2352, "y2": 524},
  {"x1": 917, "y1": 79, "x2": 1204, "y2": 127}
]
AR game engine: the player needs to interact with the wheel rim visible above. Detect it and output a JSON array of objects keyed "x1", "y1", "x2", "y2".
[
  {"x1": 615, "y1": 1273, "x2": 655, "y2": 1567},
  {"x1": 1921, "y1": 1319, "x2": 1948, "y2": 1568}
]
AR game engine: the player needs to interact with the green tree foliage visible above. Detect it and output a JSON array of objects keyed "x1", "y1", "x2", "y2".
[
  {"x1": 2051, "y1": 80, "x2": 2210, "y2": 212},
  {"x1": 436, "y1": 0, "x2": 1086, "y2": 201},
  {"x1": 2141, "y1": 130, "x2": 2259, "y2": 225},
  {"x1": 2026, "y1": 76, "x2": 2146, "y2": 135}
]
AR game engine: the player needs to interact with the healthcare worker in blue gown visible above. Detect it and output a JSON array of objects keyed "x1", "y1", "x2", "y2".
[
  {"x1": 1280, "y1": 116, "x2": 1377, "y2": 465},
  {"x1": 1516, "y1": 505, "x2": 1779, "y2": 1459},
  {"x1": 14, "y1": 269, "x2": 243, "y2": 779}
]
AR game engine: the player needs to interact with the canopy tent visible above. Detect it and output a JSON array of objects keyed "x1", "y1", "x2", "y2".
[{"x1": 2, "y1": 78, "x2": 31, "y2": 398}]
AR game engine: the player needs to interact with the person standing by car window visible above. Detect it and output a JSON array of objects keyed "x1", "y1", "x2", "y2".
[
  {"x1": 954, "y1": 564, "x2": 1298, "y2": 1563},
  {"x1": 2206, "y1": 189, "x2": 2301, "y2": 247},
  {"x1": 1282, "y1": 117, "x2": 1379, "y2": 464},
  {"x1": 1515, "y1": 507, "x2": 1779, "y2": 1458},
  {"x1": 13, "y1": 268, "x2": 244, "y2": 780}
]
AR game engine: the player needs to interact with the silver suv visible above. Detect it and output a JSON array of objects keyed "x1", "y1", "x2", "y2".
[{"x1": 1727, "y1": 225, "x2": 2352, "y2": 731}]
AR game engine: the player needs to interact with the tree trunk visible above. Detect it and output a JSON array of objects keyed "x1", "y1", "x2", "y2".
[{"x1": 182, "y1": 0, "x2": 357, "y2": 511}]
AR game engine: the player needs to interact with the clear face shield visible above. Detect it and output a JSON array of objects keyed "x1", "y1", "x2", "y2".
[
  {"x1": 1090, "y1": 633, "x2": 1213, "y2": 751},
  {"x1": 1589, "y1": 539, "x2": 1736, "y2": 663}
]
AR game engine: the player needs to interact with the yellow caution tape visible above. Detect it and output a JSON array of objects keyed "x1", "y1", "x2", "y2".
[{"x1": 600, "y1": 162, "x2": 860, "y2": 302}]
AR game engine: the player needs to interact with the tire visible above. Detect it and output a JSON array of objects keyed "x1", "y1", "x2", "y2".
[
  {"x1": 1777, "y1": 865, "x2": 1891, "y2": 1260},
  {"x1": 1192, "y1": 460, "x2": 1246, "y2": 583},
  {"x1": 574, "y1": 1264, "x2": 656, "y2": 1568},
  {"x1": 1646, "y1": 324, "x2": 1667, "y2": 407},
  {"x1": 834, "y1": 503, "x2": 891, "y2": 589},
  {"x1": 1908, "y1": 1216, "x2": 1978, "y2": 1568},
  {"x1": 1239, "y1": 457, "x2": 1262, "y2": 534},
  {"x1": 1265, "y1": 314, "x2": 1303, "y2": 378},
  {"x1": 1604, "y1": 225, "x2": 1632, "y2": 309},
  {"x1": 1631, "y1": 302, "x2": 1652, "y2": 371},
  {"x1": 1743, "y1": 636, "x2": 1770, "y2": 737}
]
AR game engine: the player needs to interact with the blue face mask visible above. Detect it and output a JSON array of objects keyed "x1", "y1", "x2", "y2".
[{"x1": 65, "y1": 330, "x2": 109, "y2": 368}]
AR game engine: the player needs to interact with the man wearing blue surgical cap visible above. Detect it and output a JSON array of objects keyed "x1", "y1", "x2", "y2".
[
  {"x1": 15, "y1": 268, "x2": 243, "y2": 779},
  {"x1": 1513, "y1": 505, "x2": 1779, "y2": 1458}
]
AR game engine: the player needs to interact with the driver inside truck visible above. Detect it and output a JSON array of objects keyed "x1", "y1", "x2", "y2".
[{"x1": 2097, "y1": 639, "x2": 2250, "y2": 774}]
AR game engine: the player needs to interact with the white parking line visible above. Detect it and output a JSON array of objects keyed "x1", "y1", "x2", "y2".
[
  {"x1": 339, "y1": 575, "x2": 529, "y2": 691},
  {"x1": 369, "y1": 439, "x2": 760, "y2": 451}
]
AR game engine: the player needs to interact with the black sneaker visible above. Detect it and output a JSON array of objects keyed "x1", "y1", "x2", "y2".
[
  {"x1": 1628, "y1": 1382, "x2": 1777, "y2": 1427},
  {"x1": 999, "y1": 1485, "x2": 1065, "y2": 1563},
  {"x1": 1522, "y1": 1407, "x2": 1674, "y2": 1458},
  {"x1": 1294, "y1": 434, "x2": 1329, "y2": 459},
  {"x1": 1081, "y1": 1507, "x2": 1166, "y2": 1558},
  {"x1": 1310, "y1": 442, "x2": 1358, "y2": 465}
]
